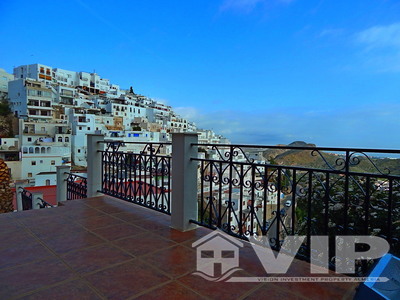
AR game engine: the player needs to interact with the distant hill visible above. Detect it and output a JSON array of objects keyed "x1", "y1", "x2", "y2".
[{"x1": 262, "y1": 141, "x2": 400, "y2": 176}]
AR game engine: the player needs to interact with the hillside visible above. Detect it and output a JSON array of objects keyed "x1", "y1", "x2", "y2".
[
  {"x1": 0, "y1": 96, "x2": 16, "y2": 138},
  {"x1": 262, "y1": 141, "x2": 400, "y2": 175}
]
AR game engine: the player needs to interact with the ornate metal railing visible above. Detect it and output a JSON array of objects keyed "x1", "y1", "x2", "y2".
[
  {"x1": 18, "y1": 187, "x2": 54, "y2": 209},
  {"x1": 66, "y1": 173, "x2": 88, "y2": 200},
  {"x1": 191, "y1": 143, "x2": 400, "y2": 274},
  {"x1": 37, "y1": 197, "x2": 55, "y2": 208},
  {"x1": 19, "y1": 187, "x2": 33, "y2": 210},
  {"x1": 99, "y1": 141, "x2": 171, "y2": 214}
]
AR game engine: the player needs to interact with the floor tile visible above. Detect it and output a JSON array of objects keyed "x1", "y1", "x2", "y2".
[
  {"x1": 131, "y1": 217, "x2": 170, "y2": 231},
  {"x1": 0, "y1": 257, "x2": 76, "y2": 299},
  {"x1": 29, "y1": 223, "x2": 87, "y2": 240},
  {"x1": 135, "y1": 281, "x2": 206, "y2": 300},
  {"x1": 238, "y1": 243, "x2": 271, "y2": 277},
  {"x1": 112, "y1": 210, "x2": 161, "y2": 223},
  {"x1": 77, "y1": 214, "x2": 124, "y2": 230},
  {"x1": 178, "y1": 270, "x2": 261, "y2": 300},
  {"x1": 142, "y1": 245, "x2": 197, "y2": 277},
  {"x1": 0, "y1": 196, "x2": 359, "y2": 300},
  {"x1": 20, "y1": 279, "x2": 102, "y2": 300},
  {"x1": 96, "y1": 203, "x2": 131, "y2": 214},
  {"x1": 161, "y1": 226, "x2": 212, "y2": 244},
  {"x1": 92, "y1": 223, "x2": 142, "y2": 241},
  {"x1": 267, "y1": 282, "x2": 358, "y2": 300},
  {"x1": 62, "y1": 244, "x2": 133, "y2": 274},
  {"x1": 85, "y1": 260, "x2": 169, "y2": 300},
  {"x1": 113, "y1": 232, "x2": 175, "y2": 256},
  {"x1": 0, "y1": 230, "x2": 36, "y2": 250},
  {"x1": 42, "y1": 230, "x2": 105, "y2": 254},
  {"x1": 242, "y1": 283, "x2": 304, "y2": 299},
  {"x1": 0, "y1": 239, "x2": 53, "y2": 269},
  {"x1": 63, "y1": 207, "x2": 107, "y2": 220}
]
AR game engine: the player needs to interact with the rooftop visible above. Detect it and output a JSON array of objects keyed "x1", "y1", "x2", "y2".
[{"x1": 0, "y1": 195, "x2": 358, "y2": 299}]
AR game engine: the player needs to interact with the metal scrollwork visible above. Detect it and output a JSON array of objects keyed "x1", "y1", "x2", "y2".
[{"x1": 101, "y1": 142, "x2": 171, "y2": 215}]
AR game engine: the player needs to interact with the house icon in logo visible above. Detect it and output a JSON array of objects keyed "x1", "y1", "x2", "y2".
[{"x1": 192, "y1": 230, "x2": 243, "y2": 280}]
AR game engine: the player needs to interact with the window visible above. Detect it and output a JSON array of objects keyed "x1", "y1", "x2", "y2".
[
  {"x1": 28, "y1": 173, "x2": 32, "y2": 177},
  {"x1": 79, "y1": 126, "x2": 82, "y2": 130},
  {"x1": 45, "y1": 179, "x2": 51, "y2": 186},
  {"x1": 201, "y1": 251, "x2": 214, "y2": 258},
  {"x1": 221, "y1": 251, "x2": 235, "y2": 258},
  {"x1": 58, "y1": 137, "x2": 62, "y2": 142},
  {"x1": 27, "y1": 137, "x2": 32, "y2": 142},
  {"x1": 40, "y1": 160, "x2": 43, "y2": 163},
  {"x1": 31, "y1": 161, "x2": 36, "y2": 165},
  {"x1": 51, "y1": 160, "x2": 55, "y2": 165},
  {"x1": 65, "y1": 137, "x2": 69, "y2": 142},
  {"x1": 87, "y1": 127, "x2": 90, "y2": 130},
  {"x1": 78, "y1": 149, "x2": 81, "y2": 153}
]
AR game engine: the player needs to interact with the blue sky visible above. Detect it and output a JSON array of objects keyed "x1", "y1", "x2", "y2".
[{"x1": 1, "y1": 0, "x2": 400, "y2": 148}]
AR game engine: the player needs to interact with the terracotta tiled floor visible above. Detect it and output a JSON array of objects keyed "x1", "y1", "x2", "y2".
[{"x1": 0, "y1": 196, "x2": 358, "y2": 299}]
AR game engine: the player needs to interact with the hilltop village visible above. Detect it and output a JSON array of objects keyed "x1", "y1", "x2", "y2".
[{"x1": 0, "y1": 64, "x2": 229, "y2": 186}]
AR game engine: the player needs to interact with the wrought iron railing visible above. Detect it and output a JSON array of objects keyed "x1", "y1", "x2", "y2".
[
  {"x1": 37, "y1": 197, "x2": 55, "y2": 208},
  {"x1": 19, "y1": 187, "x2": 33, "y2": 210},
  {"x1": 66, "y1": 173, "x2": 88, "y2": 200},
  {"x1": 191, "y1": 143, "x2": 400, "y2": 274},
  {"x1": 18, "y1": 187, "x2": 54, "y2": 209},
  {"x1": 99, "y1": 141, "x2": 171, "y2": 214}
]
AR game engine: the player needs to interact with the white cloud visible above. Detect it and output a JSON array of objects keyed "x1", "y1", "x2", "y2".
[
  {"x1": 319, "y1": 28, "x2": 344, "y2": 38},
  {"x1": 221, "y1": 0, "x2": 293, "y2": 12},
  {"x1": 355, "y1": 23, "x2": 400, "y2": 72},
  {"x1": 175, "y1": 107, "x2": 202, "y2": 120},
  {"x1": 356, "y1": 23, "x2": 400, "y2": 50}
]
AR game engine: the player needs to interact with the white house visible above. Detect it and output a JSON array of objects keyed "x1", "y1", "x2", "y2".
[{"x1": 192, "y1": 230, "x2": 243, "y2": 278}]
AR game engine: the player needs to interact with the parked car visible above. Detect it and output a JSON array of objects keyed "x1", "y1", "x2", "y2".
[{"x1": 285, "y1": 200, "x2": 292, "y2": 207}]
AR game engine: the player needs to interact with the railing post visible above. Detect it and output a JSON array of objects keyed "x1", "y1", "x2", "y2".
[
  {"x1": 15, "y1": 183, "x2": 23, "y2": 211},
  {"x1": 87, "y1": 134, "x2": 105, "y2": 197},
  {"x1": 56, "y1": 165, "x2": 71, "y2": 203},
  {"x1": 171, "y1": 133, "x2": 198, "y2": 231},
  {"x1": 32, "y1": 193, "x2": 43, "y2": 210}
]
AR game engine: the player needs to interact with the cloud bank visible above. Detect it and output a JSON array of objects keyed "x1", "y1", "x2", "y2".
[{"x1": 176, "y1": 104, "x2": 400, "y2": 148}]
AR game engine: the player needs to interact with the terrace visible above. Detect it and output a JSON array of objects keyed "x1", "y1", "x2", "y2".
[
  {"x1": 0, "y1": 196, "x2": 357, "y2": 299},
  {"x1": 4, "y1": 133, "x2": 400, "y2": 299}
]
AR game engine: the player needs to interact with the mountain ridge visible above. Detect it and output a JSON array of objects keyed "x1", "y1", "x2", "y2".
[{"x1": 262, "y1": 141, "x2": 400, "y2": 175}]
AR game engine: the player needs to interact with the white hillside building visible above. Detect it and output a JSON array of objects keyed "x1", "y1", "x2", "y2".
[{"x1": 8, "y1": 79, "x2": 53, "y2": 120}]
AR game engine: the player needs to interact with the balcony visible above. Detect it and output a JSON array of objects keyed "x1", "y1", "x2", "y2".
[
  {"x1": 5, "y1": 134, "x2": 400, "y2": 299},
  {"x1": 0, "y1": 196, "x2": 357, "y2": 299}
]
